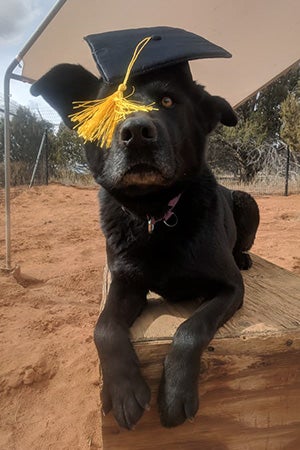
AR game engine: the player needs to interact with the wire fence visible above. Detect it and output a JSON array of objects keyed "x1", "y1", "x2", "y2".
[
  {"x1": 1, "y1": 120, "x2": 299, "y2": 198},
  {"x1": 0, "y1": 135, "x2": 49, "y2": 188},
  {"x1": 1, "y1": 153, "x2": 299, "y2": 202}
]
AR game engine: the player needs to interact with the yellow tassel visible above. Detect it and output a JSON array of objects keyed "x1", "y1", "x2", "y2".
[{"x1": 69, "y1": 36, "x2": 158, "y2": 148}]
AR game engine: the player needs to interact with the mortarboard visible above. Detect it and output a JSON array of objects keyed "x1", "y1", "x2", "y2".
[
  {"x1": 85, "y1": 26, "x2": 231, "y2": 85},
  {"x1": 70, "y1": 26, "x2": 231, "y2": 147}
]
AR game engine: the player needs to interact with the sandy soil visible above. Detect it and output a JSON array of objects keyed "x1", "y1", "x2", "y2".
[{"x1": 0, "y1": 184, "x2": 299, "y2": 450}]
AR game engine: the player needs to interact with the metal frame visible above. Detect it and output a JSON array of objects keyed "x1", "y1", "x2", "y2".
[{"x1": 3, "y1": 0, "x2": 68, "y2": 270}]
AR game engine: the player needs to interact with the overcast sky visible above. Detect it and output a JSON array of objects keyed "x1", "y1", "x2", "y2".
[{"x1": 0, "y1": 0, "x2": 60, "y2": 123}]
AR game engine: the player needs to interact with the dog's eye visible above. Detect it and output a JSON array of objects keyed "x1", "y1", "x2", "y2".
[{"x1": 161, "y1": 97, "x2": 174, "y2": 108}]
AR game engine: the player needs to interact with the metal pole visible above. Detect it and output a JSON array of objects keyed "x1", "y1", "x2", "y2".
[
  {"x1": 3, "y1": 0, "x2": 68, "y2": 271},
  {"x1": 29, "y1": 131, "x2": 47, "y2": 188},
  {"x1": 284, "y1": 146, "x2": 290, "y2": 196},
  {"x1": 4, "y1": 58, "x2": 19, "y2": 270}
]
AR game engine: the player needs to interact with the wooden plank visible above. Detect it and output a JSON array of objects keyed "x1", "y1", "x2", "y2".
[
  {"x1": 100, "y1": 255, "x2": 300, "y2": 449},
  {"x1": 101, "y1": 333, "x2": 300, "y2": 449},
  {"x1": 133, "y1": 262, "x2": 300, "y2": 341},
  {"x1": 102, "y1": 255, "x2": 300, "y2": 341}
]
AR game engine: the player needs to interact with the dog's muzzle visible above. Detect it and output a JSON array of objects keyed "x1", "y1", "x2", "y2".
[{"x1": 116, "y1": 115, "x2": 170, "y2": 186}]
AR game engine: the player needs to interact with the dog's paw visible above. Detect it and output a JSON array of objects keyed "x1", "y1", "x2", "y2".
[
  {"x1": 158, "y1": 354, "x2": 199, "y2": 427},
  {"x1": 101, "y1": 366, "x2": 151, "y2": 430},
  {"x1": 234, "y1": 252, "x2": 253, "y2": 270}
]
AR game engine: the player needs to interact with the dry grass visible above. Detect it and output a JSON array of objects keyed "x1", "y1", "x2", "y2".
[
  {"x1": 219, "y1": 174, "x2": 300, "y2": 196},
  {"x1": 49, "y1": 169, "x2": 96, "y2": 187},
  {"x1": 1, "y1": 171, "x2": 299, "y2": 203},
  {"x1": 51, "y1": 169, "x2": 300, "y2": 196}
]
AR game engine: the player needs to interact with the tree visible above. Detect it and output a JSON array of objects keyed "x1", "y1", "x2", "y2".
[
  {"x1": 0, "y1": 106, "x2": 56, "y2": 185},
  {"x1": 0, "y1": 107, "x2": 88, "y2": 185},
  {"x1": 0, "y1": 116, "x2": 4, "y2": 162},
  {"x1": 208, "y1": 63, "x2": 300, "y2": 182},
  {"x1": 280, "y1": 82, "x2": 300, "y2": 153},
  {"x1": 208, "y1": 113, "x2": 268, "y2": 182},
  {"x1": 49, "y1": 123, "x2": 86, "y2": 176},
  {"x1": 0, "y1": 106, "x2": 54, "y2": 163},
  {"x1": 238, "y1": 63, "x2": 299, "y2": 139}
]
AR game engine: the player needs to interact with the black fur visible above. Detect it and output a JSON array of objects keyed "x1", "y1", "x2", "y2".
[{"x1": 31, "y1": 62, "x2": 259, "y2": 429}]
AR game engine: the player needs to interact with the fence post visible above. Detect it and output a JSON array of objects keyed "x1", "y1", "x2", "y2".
[
  {"x1": 284, "y1": 145, "x2": 290, "y2": 196},
  {"x1": 45, "y1": 129, "x2": 49, "y2": 185},
  {"x1": 29, "y1": 130, "x2": 47, "y2": 188}
]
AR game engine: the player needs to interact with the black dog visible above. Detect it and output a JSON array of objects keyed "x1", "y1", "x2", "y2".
[{"x1": 31, "y1": 61, "x2": 259, "y2": 429}]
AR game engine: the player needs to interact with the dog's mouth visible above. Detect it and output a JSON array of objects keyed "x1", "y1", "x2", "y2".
[{"x1": 121, "y1": 164, "x2": 167, "y2": 186}]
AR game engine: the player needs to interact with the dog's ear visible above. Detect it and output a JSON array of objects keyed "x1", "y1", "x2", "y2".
[
  {"x1": 196, "y1": 87, "x2": 238, "y2": 133},
  {"x1": 30, "y1": 64, "x2": 101, "y2": 128},
  {"x1": 210, "y1": 95, "x2": 238, "y2": 127}
]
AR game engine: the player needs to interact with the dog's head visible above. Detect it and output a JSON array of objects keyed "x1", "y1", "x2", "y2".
[{"x1": 31, "y1": 62, "x2": 237, "y2": 201}]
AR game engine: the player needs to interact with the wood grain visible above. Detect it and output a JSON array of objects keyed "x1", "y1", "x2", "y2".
[{"x1": 100, "y1": 255, "x2": 300, "y2": 449}]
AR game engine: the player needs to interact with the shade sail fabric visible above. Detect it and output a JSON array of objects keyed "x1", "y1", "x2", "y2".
[{"x1": 21, "y1": 0, "x2": 300, "y2": 107}]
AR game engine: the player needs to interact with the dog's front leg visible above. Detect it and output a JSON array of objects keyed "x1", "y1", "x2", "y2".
[
  {"x1": 94, "y1": 277, "x2": 150, "y2": 429},
  {"x1": 158, "y1": 270, "x2": 244, "y2": 427}
]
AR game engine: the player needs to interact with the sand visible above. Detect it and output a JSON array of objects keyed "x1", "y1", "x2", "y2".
[{"x1": 0, "y1": 184, "x2": 299, "y2": 450}]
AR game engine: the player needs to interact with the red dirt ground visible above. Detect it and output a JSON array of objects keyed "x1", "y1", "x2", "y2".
[{"x1": 0, "y1": 184, "x2": 299, "y2": 450}]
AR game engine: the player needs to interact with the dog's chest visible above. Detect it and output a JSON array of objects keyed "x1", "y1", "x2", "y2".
[{"x1": 133, "y1": 231, "x2": 222, "y2": 301}]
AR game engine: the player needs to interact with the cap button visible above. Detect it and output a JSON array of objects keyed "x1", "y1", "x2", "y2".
[{"x1": 152, "y1": 35, "x2": 162, "y2": 41}]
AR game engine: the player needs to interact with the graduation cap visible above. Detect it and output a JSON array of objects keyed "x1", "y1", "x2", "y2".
[{"x1": 70, "y1": 26, "x2": 231, "y2": 148}]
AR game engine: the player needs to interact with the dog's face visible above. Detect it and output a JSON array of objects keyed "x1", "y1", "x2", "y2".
[{"x1": 31, "y1": 63, "x2": 237, "y2": 200}]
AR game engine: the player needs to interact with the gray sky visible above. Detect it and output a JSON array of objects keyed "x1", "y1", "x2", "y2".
[
  {"x1": 0, "y1": 0, "x2": 41, "y2": 43},
  {"x1": 0, "y1": 0, "x2": 60, "y2": 123}
]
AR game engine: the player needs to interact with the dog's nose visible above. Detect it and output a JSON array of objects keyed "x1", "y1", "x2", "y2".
[{"x1": 119, "y1": 116, "x2": 157, "y2": 146}]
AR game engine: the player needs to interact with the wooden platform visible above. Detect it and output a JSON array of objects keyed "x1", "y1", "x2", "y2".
[{"x1": 100, "y1": 255, "x2": 300, "y2": 450}]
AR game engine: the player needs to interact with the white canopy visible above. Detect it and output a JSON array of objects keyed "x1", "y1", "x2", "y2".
[{"x1": 21, "y1": 0, "x2": 300, "y2": 107}]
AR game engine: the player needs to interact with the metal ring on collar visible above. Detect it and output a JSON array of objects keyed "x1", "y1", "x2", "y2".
[{"x1": 163, "y1": 212, "x2": 178, "y2": 228}]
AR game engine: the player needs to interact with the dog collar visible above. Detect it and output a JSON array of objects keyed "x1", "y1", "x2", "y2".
[{"x1": 147, "y1": 193, "x2": 182, "y2": 234}]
